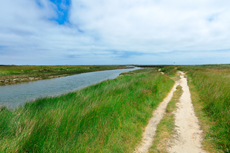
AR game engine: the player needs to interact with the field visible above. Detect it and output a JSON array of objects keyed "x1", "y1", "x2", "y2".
[
  {"x1": 0, "y1": 68, "x2": 174, "y2": 152},
  {"x1": 0, "y1": 64, "x2": 229, "y2": 153},
  {"x1": 0, "y1": 65, "x2": 128, "y2": 85}
]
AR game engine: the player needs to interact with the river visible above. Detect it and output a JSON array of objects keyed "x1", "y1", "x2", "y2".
[{"x1": 0, "y1": 68, "x2": 136, "y2": 109}]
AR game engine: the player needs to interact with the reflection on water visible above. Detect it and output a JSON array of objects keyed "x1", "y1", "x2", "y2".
[{"x1": 0, "y1": 68, "x2": 136, "y2": 109}]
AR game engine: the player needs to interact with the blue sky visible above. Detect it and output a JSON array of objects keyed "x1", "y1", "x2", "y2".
[
  {"x1": 0, "y1": 0, "x2": 230, "y2": 65},
  {"x1": 48, "y1": 0, "x2": 71, "y2": 24}
]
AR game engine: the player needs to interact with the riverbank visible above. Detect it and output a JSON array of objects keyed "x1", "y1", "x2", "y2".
[
  {"x1": 0, "y1": 65, "x2": 128, "y2": 85},
  {"x1": 0, "y1": 68, "x2": 136, "y2": 109},
  {"x1": 0, "y1": 68, "x2": 174, "y2": 152}
]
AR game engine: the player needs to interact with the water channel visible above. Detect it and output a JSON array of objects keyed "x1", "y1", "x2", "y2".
[{"x1": 0, "y1": 68, "x2": 136, "y2": 109}]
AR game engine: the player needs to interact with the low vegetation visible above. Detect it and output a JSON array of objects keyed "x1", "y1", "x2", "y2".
[
  {"x1": 0, "y1": 65, "x2": 127, "y2": 85},
  {"x1": 0, "y1": 69, "x2": 174, "y2": 152},
  {"x1": 180, "y1": 65, "x2": 230, "y2": 153}
]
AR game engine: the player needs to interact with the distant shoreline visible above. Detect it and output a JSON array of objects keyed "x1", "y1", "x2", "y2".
[{"x1": 0, "y1": 65, "x2": 130, "y2": 86}]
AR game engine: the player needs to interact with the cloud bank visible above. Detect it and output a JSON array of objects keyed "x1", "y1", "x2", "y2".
[{"x1": 0, "y1": 0, "x2": 230, "y2": 65}]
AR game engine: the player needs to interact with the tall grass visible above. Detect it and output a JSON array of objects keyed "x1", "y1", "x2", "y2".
[
  {"x1": 183, "y1": 67, "x2": 230, "y2": 152},
  {"x1": 161, "y1": 66, "x2": 177, "y2": 76},
  {"x1": 0, "y1": 69, "x2": 174, "y2": 152}
]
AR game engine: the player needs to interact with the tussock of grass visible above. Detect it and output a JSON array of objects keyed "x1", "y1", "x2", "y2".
[
  {"x1": 0, "y1": 69, "x2": 174, "y2": 152},
  {"x1": 181, "y1": 66, "x2": 230, "y2": 152},
  {"x1": 149, "y1": 85, "x2": 182, "y2": 153}
]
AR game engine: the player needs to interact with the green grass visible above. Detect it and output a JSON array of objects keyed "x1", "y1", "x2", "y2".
[
  {"x1": 0, "y1": 69, "x2": 174, "y2": 152},
  {"x1": 180, "y1": 66, "x2": 230, "y2": 153},
  {"x1": 160, "y1": 66, "x2": 177, "y2": 76},
  {"x1": 188, "y1": 82, "x2": 223, "y2": 153}
]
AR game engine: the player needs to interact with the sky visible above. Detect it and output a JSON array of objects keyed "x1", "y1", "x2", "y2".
[{"x1": 0, "y1": 0, "x2": 230, "y2": 65}]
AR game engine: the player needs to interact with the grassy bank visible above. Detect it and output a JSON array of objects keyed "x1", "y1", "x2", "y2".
[
  {"x1": 0, "y1": 65, "x2": 127, "y2": 85},
  {"x1": 0, "y1": 69, "x2": 174, "y2": 152},
  {"x1": 180, "y1": 66, "x2": 230, "y2": 152}
]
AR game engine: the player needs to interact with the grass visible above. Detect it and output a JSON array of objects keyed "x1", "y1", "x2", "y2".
[
  {"x1": 149, "y1": 85, "x2": 182, "y2": 153},
  {"x1": 179, "y1": 65, "x2": 230, "y2": 153},
  {"x1": 0, "y1": 65, "x2": 128, "y2": 85},
  {"x1": 160, "y1": 66, "x2": 178, "y2": 76},
  {"x1": 188, "y1": 82, "x2": 223, "y2": 153},
  {"x1": 0, "y1": 68, "x2": 174, "y2": 152}
]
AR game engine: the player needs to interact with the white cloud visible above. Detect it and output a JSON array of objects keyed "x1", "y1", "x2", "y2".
[
  {"x1": 0, "y1": 0, "x2": 230, "y2": 64},
  {"x1": 70, "y1": 0, "x2": 230, "y2": 53}
]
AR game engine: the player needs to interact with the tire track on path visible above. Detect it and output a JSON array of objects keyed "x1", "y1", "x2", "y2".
[
  {"x1": 135, "y1": 71, "x2": 207, "y2": 153},
  {"x1": 168, "y1": 71, "x2": 206, "y2": 153},
  {"x1": 134, "y1": 79, "x2": 179, "y2": 153}
]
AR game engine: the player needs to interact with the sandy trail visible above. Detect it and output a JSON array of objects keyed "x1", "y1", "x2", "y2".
[
  {"x1": 134, "y1": 82, "x2": 179, "y2": 153},
  {"x1": 168, "y1": 72, "x2": 206, "y2": 153},
  {"x1": 135, "y1": 71, "x2": 206, "y2": 153}
]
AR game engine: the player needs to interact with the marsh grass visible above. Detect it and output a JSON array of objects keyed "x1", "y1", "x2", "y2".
[
  {"x1": 187, "y1": 82, "x2": 223, "y2": 153},
  {"x1": 160, "y1": 66, "x2": 177, "y2": 76},
  {"x1": 180, "y1": 66, "x2": 230, "y2": 153},
  {"x1": 0, "y1": 69, "x2": 174, "y2": 152},
  {"x1": 0, "y1": 65, "x2": 127, "y2": 85}
]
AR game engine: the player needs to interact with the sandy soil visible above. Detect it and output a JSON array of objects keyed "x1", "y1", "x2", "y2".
[
  {"x1": 168, "y1": 72, "x2": 206, "y2": 153},
  {"x1": 134, "y1": 82, "x2": 179, "y2": 153}
]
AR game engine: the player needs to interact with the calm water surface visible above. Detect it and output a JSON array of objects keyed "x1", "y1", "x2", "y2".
[{"x1": 0, "y1": 68, "x2": 136, "y2": 108}]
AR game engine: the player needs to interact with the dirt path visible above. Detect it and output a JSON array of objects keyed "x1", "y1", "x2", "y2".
[
  {"x1": 168, "y1": 72, "x2": 206, "y2": 153},
  {"x1": 135, "y1": 71, "x2": 206, "y2": 153},
  {"x1": 134, "y1": 82, "x2": 179, "y2": 153}
]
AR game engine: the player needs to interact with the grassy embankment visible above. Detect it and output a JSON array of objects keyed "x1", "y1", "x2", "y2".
[
  {"x1": 0, "y1": 69, "x2": 174, "y2": 152},
  {"x1": 0, "y1": 65, "x2": 127, "y2": 85},
  {"x1": 180, "y1": 65, "x2": 230, "y2": 153}
]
